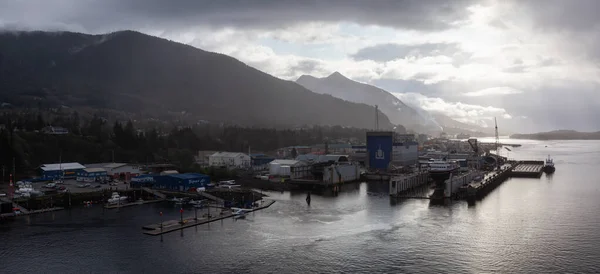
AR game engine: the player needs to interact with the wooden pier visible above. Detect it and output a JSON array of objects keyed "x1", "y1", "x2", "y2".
[
  {"x1": 1, "y1": 207, "x2": 64, "y2": 219},
  {"x1": 510, "y1": 161, "x2": 544, "y2": 178},
  {"x1": 142, "y1": 200, "x2": 276, "y2": 236}
]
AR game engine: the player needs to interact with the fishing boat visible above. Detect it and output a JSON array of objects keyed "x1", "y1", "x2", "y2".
[{"x1": 543, "y1": 155, "x2": 556, "y2": 174}]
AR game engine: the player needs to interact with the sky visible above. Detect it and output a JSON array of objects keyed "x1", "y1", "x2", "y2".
[{"x1": 1, "y1": 0, "x2": 600, "y2": 133}]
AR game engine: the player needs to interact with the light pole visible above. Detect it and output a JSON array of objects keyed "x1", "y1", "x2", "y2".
[
  {"x1": 180, "y1": 208, "x2": 184, "y2": 225},
  {"x1": 160, "y1": 211, "x2": 163, "y2": 232}
]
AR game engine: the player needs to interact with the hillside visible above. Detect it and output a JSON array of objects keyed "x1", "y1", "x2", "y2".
[
  {"x1": 511, "y1": 130, "x2": 600, "y2": 140},
  {"x1": 296, "y1": 72, "x2": 491, "y2": 135},
  {"x1": 0, "y1": 30, "x2": 393, "y2": 129},
  {"x1": 297, "y1": 73, "x2": 433, "y2": 129}
]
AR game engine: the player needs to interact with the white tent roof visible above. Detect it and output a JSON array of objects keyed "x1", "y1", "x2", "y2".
[{"x1": 40, "y1": 162, "x2": 85, "y2": 171}]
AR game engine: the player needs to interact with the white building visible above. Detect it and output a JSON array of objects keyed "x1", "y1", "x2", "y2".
[
  {"x1": 269, "y1": 159, "x2": 309, "y2": 179},
  {"x1": 208, "y1": 152, "x2": 251, "y2": 169}
]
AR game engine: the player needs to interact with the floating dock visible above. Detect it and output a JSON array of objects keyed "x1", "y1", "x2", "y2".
[
  {"x1": 510, "y1": 161, "x2": 544, "y2": 178},
  {"x1": 142, "y1": 200, "x2": 276, "y2": 236},
  {"x1": 104, "y1": 199, "x2": 165, "y2": 209},
  {"x1": 389, "y1": 172, "x2": 430, "y2": 198},
  {"x1": 466, "y1": 164, "x2": 514, "y2": 200}
]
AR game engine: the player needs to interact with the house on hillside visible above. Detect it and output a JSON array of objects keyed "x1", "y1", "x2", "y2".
[
  {"x1": 208, "y1": 152, "x2": 251, "y2": 169},
  {"x1": 41, "y1": 126, "x2": 69, "y2": 135}
]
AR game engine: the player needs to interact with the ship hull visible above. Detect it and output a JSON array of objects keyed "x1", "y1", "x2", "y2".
[
  {"x1": 543, "y1": 165, "x2": 555, "y2": 174},
  {"x1": 429, "y1": 168, "x2": 460, "y2": 183}
]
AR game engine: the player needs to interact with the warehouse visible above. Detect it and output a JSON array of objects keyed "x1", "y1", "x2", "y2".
[
  {"x1": 208, "y1": 152, "x2": 251, "y2": 169},
  {"x1": 269, "y1": 159, "x2": 309, "y2": 179},
  {"x1": 85, "y1": 162, "x2": 143, "y2": 180},
  {"x1": 76, "y1": 168, "x2": 108, "y2": 182},
  {"x1": 39, "y1": 162, "x2": 86, "y2": 180},
  {"x1": 132, "y1": 173, "x2": 210, "y2": 192}
]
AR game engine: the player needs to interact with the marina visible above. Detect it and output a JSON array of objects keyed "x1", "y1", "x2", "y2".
[{"x1": 142, "y1": 200, "x2": 276, "y2": 236}]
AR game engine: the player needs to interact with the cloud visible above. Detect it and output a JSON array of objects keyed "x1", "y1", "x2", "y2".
[
  {"x1": 463, "y1": 87, "x2": 524, "y2": 96},
  {"x1": 392, "y1": 92, "x2": 512, "y2": 127},
  {"x1": 0, "y1": 0, "x2": 480, "y2": 33},
  {"x1": 2, "y1": 0, "x2": 600, "y2": 133},
  {"x1": 351, "y1": 42, "x2": 464, "y2": 62}
]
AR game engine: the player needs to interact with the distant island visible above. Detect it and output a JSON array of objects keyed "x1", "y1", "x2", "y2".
[{"x1": 510, "y1": 130, "x2": 600, "y2": 140}]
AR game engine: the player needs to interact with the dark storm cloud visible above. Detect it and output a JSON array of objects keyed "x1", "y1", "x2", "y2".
[
  {"x1": 351, "y1": 43, "x2": 463, "y2": 62},
  {"x1": 0, "y1": 0, "x2": 481, "y2": 33}
]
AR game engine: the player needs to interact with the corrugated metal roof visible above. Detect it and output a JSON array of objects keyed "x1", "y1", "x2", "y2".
[
  {"x1": 271, "y1": 159, "x2": 306, "y2": 166},
  {"x1": 41, "y1": 162, "x2": 85, "y2": 171},
  {"x1": 105, "y1": 163, "x2": 128, "y2": 169},
  {"x1": 84, "y1": 168, "x2": 106, "y2": 173},
  {"x1": 85, "y1": 163, "x2": 113, "y2": 169},
  {"x1": 210, "y1": 152, "x2": 249, "y2": 158}
]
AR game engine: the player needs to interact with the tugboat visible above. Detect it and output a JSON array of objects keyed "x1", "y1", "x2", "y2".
[{"x1": 543, "y1": 155, "x2": 556, "y2": 174}]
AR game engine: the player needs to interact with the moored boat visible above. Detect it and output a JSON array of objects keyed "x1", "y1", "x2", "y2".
[{"x1": 543, "y1": 155, "x2": 556, "y2": 174}]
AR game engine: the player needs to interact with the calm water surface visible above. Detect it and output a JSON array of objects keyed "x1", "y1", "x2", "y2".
[{"x1": 1, "y1": 139, "x2": 600, "y2": 273}]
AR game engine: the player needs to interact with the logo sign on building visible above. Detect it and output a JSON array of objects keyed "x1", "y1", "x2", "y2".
[{"x1": 367, "y1": 132, "x2": 393, "y2": 170}]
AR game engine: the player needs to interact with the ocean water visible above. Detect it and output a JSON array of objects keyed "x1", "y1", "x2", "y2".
[{"x1": 1, "y1": 139, "x2": 599, "y2": 273}]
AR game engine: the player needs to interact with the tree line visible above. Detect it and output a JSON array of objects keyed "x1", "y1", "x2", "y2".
[{"x1": 0, "y1": 112, "x2": 370, "y2": 178}]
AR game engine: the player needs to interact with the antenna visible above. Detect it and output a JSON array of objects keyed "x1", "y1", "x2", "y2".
[
  {"x1": 494, "y1": 117, "x2": 500, "y2": 156},
  {"x1": 375, "y1": 105, "x2": 379, "y2": 131}
]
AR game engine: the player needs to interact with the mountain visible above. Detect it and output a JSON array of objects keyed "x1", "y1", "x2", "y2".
[
  {"x1": 296, "y1": 72, "x2": 492, "y2": 135},
  {"x1": 0, "y1": 30, "x2": 393, "y2": 129},
  {"x1": 297, "y1": 72, "x2": 440, "y2": 131},
  {"x1": 431, "y1": 114, "x2": 496, "y2": 136},
  {"x1": 511, "y1": 130, "x2": 600, "y2": 140}
]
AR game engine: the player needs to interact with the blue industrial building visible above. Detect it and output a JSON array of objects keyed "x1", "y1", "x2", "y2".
[
  {"x1": 250, "y1": 154, "x2": 275, "y2": 166},
  {"x1": 39, "y1": 162, "x2": 86, "y2": 181},
  {"x1": 76, "y1": 168, "x2": 109, "y2": 182},
  {"x1": 366, "y1": 131, "x2": 393, "y2": 170},
  {"x1": 130, "y1": 173, "x2": 210, "y2": 192}
]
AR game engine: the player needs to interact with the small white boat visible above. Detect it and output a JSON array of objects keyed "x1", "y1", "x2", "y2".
[
  {"x1": 188, "y1": 200, "x2": 203, "y2": 206},
  {"x1": 107, "y1": 192, "x2": 128, "y2": 204}
]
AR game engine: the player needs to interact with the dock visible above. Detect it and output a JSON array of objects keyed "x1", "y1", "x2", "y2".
[
  {"x1": 510, "y1": 161, "x2": 544, "y2": 178},
  {"x1": 1, "y1": 207, "x2": 64, "y2": 218},
  {"x1": 466, "y1": 164, "x2": 515, "y2": 200},
  {"x1": 103, "y1": 199, "x2": 165, "y2": 209},
  {"x1": 142, "y1": 200, "x2": 276, "y2": 236},
  {"x1": 141, "y1": 187, "x2": 167, "y2": 199},
  {"x1": 389, "y1": 172, "x2": 430, "y2": 198}
]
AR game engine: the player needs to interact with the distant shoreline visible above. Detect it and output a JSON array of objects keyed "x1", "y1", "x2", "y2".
[{"x1": 510, "y1": 130, "x2": 600, "y2": 140}]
